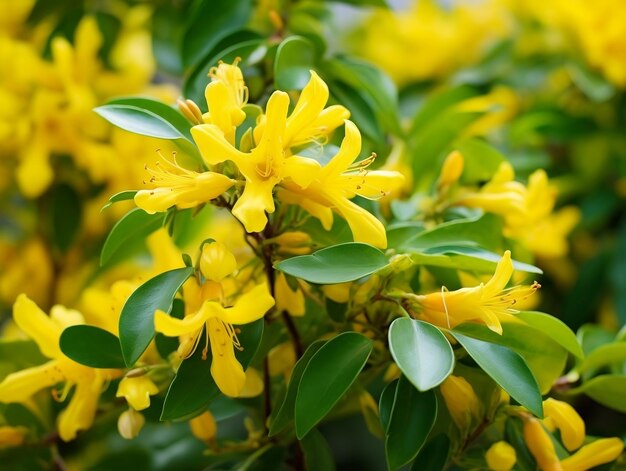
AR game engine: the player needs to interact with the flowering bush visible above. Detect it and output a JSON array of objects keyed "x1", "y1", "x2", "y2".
[{"x1": 1, "y1": 1, "x2": 625, "y2": 470}]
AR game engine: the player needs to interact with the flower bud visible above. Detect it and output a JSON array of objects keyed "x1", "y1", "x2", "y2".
[
  {"x1": 523, "y1": 417, "x2": 562, "y2": 471},
  {"x1": 542, "y1": 398, "x2": 584, "y2": 451},
  {"x1": 440, "y1": 375, "x2": 480, "y2": 431},
  {"x1": 118, "y1": 409, "x2": 145, "y2": 440},
  {"x1": 561, "y1": 437, "x2": 624, "y2": 471},
  {"x1": 486, "y1": 441, "x2": 516, "y2": 471},
  {"x1": 200, "y1": 241, "x2": 237, "y2": 282},
  {"x1": 438, "y1": 150, "x2": 464, "y2": 189},
  {"x1": 189, "y1": 411, "x2": 217, "y2": 442}
]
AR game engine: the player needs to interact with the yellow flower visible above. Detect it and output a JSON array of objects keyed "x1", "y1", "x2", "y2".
[
  {"x1": 275, "y1": 272, "x2": 305, "y2": 316},
  {"x1": 542, "y1": 398, "x2": 584, "y2": 452},
  {"x1": 278, "y1": 120, "x2": 404, "y2": 248},
  {"x1": 0, "y1": 295, "x2": 121, "y2": 441},
  {"x1": 0, "y1": 426, "x2": 27, "y2": 448},
  {"x1": 440, "y1": 375, "x2": 480, "y2": 431},
  {"x1": 415, "y1": 251, "x2": 540, "y2": 334},
  {"x1": 116, "y1": 376, "x2": 159, "y2": 411},
  {"x1": 189, "y1": 411, "x2": 217, "y2": 442},
  {"x1": 191, "y1": 71, "x2": 347, "y2": 233},
  {"x1": 560, "y1": 437, "x2": 624, "y2": 471},
  {"x1": 134, "y1": 152, "x2": 234, "y2": 214},
  {"x1": 200, "y1": 241, "x2": 238, "y2": 282},
  {"x1": 486, "y1": 441, "x2": 517, "y2": 471},
  {"x1": 154, "y1": 283, "x2": 274, "y2": 397},
  {"x1": 524, "y1": 417, "x2": 562, "y2": 471},
  {"x1": 438, "y1": 150, "x2": 464, "y2": 190}
]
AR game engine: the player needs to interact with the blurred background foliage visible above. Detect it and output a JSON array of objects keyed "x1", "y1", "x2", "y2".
[{"x1": 1, "y1": 0, "x2": 626, "y2": 469}]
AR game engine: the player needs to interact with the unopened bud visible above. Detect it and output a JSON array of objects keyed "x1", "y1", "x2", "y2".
[
  {"x1": 486, "y1": 441, "x2": 516, "y2": 471},
  {"x1": 438, "y1": 150, "x2": 464, "y2": 189},
  {"x1": 523, "y1": 417, "x2": 561, "y2": 471},
  {"x1": 542, "y1": 398, "x2": 584, "y2": 452},
  {"x1": 118, "y1": 409, "x2": 145, "y2": 440},
  {"x1": 440, "y1": 375, "x2": 480, "y2": 431},
  {"x1": 200, "y1": 241, "x2": 237, "y2": 282},
  {"x1": 190, "y1": 411, "x2": 217, "y2": 442},
  {"x1": 178, "y1": 98, "x2": 204, "y2": 125}
]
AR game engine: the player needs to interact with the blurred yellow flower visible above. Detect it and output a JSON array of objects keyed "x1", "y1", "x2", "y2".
[
  {"x1": 486, "y1": 441, "x2": 516, "y2": 471},
  {"x1": 440, "y1": 375, "x2": 480, "y2": 431}
]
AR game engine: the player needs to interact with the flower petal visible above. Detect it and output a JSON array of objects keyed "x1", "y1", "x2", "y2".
[
  {"x1": 224, "y1": 283, "x2": 275, "y2": 325},
  {"x1": 207, "y1": 318, "x2": 246, "y2": 397},
  {"x1": 154, "y1": 306, "x2": 209, "y2": 337},
  {"x1": 331, "y1": 195, "x2": 387, "y2": 248},
  {"x1": 483, "y1": 251, "x2": 513, "y2": 296},
  {"x1": 560, "y1": 438, "x2": 624, "y2": 471},
  {"x1": 191, "y1": 123, "x2": 246, "y2": 166},
  {"x1": 543, "y1": 398, "x2": 585, "y2": 451},
  {"x1": 321, "y1": 120, "x2": 361, "y2": 177},
  {"x1": 57, "y1": 377, "x2": 103, "y2": 441},
  {"x1": 231, "y1": 177, "x2": 276, "y2": 233},
  {"x1": 284, "y1": 71, "x2": 328, "y2": 145},
  {"x1": 116, "y1": 376, "x2": 159, "y2": 411},
  {"x1": 0, "y1": 360, "x2": 64, "y2": 402},
  {"x1": 13, "y1": 294, "x2": 62, "y2": 359}
]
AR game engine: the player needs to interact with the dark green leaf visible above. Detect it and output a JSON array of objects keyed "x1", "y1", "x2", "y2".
[
  {"x1": 295, "y1": 332, "x2": 373, "y2": 438},
  {"x1": 275, "y1": 242, "x2": 388, "y2": 284},
  {"x1": 100, "y1": 208, "x2": 166, "y2": 267},
  {"x1": 274, "y1": 36, "x2": 317, "y2": 90},
  {"x1": 301, "y1": 428, "x2": 336, "y2": 471},
  {"x1": 378, "y1": 379, "x2": 398, "y2": 434},
  {"x1": 411, "y1": 435, "x2": 450, "y2": 471},
  {"x1": 119, "y1": 268, "x2": 193, "y2": 367},
  {"x1": 451, "y1": 332, "x2": 543, "y2": 417},
  {"x1": 161, "y1": 319, "x2": 264, "y2": 421},
  {"x1": 95, "y1": 97, "x2": 193, "y2": 142},
  {"x1": 50, "y1": 183, "x2": 81, "y2": 253},
  {"x1": 269, "y1": 341, "x2": 325, "y2": 436},
  {"x1": 389, "y1": 318, "x2": 454, "y2": 391},
  {"x1": 385, "y1": 376, "x2": 437, "y2": 470},
  {"x1": 59, "y1": 325, "x2": 125, "y2": 369}
]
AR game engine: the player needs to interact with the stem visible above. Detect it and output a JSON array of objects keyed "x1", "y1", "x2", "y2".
[{"x1": 281, "y1": 310, "x2": 303, "y2": 358}]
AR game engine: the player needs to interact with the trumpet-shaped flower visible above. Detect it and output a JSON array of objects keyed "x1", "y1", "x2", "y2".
[
  {"x1": 191, "y1": 71, "x2": 349, "y2": 233},
  {"x1": 278, "y1": 120, "x2": 404, "y2": 248},
  {"x1": 154, "y1": 283, "x2": 274, "y2": 397},
  {"x1": 134, "y1": 152, "x2": 234, "y2": 214},
  {"x1": 415, "y1": 251, "x2": 540, "y2": 334},
  {"x1": 0, "y1": 295, "x2": 121, "y2": 441}
]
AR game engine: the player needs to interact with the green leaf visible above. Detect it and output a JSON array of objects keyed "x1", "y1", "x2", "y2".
[
  {"x1": 269, "y1": 341, "x2": 325, "y2": 436},
  {"x1": 50, "y1": 183, "x2": 81, "y2": 253},
  {"x1": 330, "y1": 80, "x2": 384, "y2": 145},
  {"x1": 451, "y1": 332, "x2": 543, "y2": 417},
  {"x1": 59, "y1": 326, "x2": 125, "y2": 369},
  {"x1": 182, "y1": 0, "x2": 252, "y2": 67},
  {"x1": 385, "y1": 376, "x2": 437, "y2": 470},
  {"x1": 275, "y1": 242, "x2": 388, "y2": 284},
  {"x1": 409, "y1": 85, "x2": 478, "y2": 135},
  {"x1": 568, "y1": 61, "x2": 615, "y2": 102},
  {"x1": 119, "y1": 267, "x2": 193, "y2": 367},
  {"x1": 455, "y1": 138, "x2": 505, "y2": 184},
  {"x1": 454, "y1": 323, "x2": 566, "y2": 394},
  {"x1": 575, "y1": 342, "x2": 626, "y2": 375},
  {"x1": 95, "y1": 97, "x2": 193, "y2": 142},
  {"x1": 300, "y1": 428, "x2": 336, "y2": 471},
  {"x1": 274, "y1": 36, "x2": 317, "y2": 90},
  {"x1": 568, "y1": 375, "x2": 626, "y2": 412},
  {"x1": 411, "y1": 435, "x2": 450, "y2": 471},
  {"x1": 295, "y1": 332, "x2": 373, "y2": 438},
  {"x1": 517, "y1": 311, "x2": 584, "y2": 359},
  {"x1": 323, "y1": 56, "x2": 400, "y2": 135},
  {"x1": 101, "y1": 190, "x2": 138, "y2": 211},
  {"x1": 388, "y1": 318, "x2": 454, "y2": 391},
  {"x1": 379, "y1": 379, "x2": 398, "y2": 434},
  {"x1": 161, "y1": 319, "x2": 263, "y2": 421},
  {"x1": 100, "y1": 208, "x2": 166, "y2": 267}
]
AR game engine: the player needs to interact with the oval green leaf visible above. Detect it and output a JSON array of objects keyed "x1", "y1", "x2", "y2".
[
  {"x1": 274, "y1": 36, "x2": 316, "y2": 90},
  {"x1": 161, "y1": 319, "x2": 263, "y2": 421},
  {"x1": 575, "y1": 342, "x2": 626, "y2": 375},
  {"x1": 100, "y1": 208, "x2": 166, "y2": 267},
  {"x1": 389, "y1": 318, "x2": 454, "y2": 391},
  {"x1": 295, "y1": 332, "x2": 373, "y2": 438},
  {"x1": 59, "y1": 325, "x2": 125, "y2": 369},
  {"x1": 451, "y1": 332, "x2": 543, "y2": 417},
  {"x1": 95, "y1": 97, "x2": 193, "y2": 142},
  {"x1": 517, "y1": 311, "x2": 584, "y2": 359},
  {"x1": 385, "y1": 376, "x2": 437, "y2": 470},
  {"x1": 275, "y1": 242, "x2": 388, "y2": 284},
  {"x1": 119, "y1": 267, "x2": 193, "y2": 367},
  {"x1": 568, "y1": 375, "x2": 626, "y2": 412}
]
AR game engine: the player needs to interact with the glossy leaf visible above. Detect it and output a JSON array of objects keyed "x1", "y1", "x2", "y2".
[
  {"x1": 451, "y1": 332, "x2": 543, "y2": 417},
  {"x1": 410, "y1": 435, "x2": 450, "y2": 471},
  {"x1": 95, "y1": 97, "x2": 193, "y2": 142},
  {"x1": 274, "y1": 36, "x2": 316, "y2": 90},
  {"x1": 378, "y1": 379, "x2": 398, "y2": 434},
  {"x1": 275, "y1": 242, "x2": 388, "y2": 284},
  {"x1": 101, "y1": 190, "x2": 138, "y2": 211},
  {"x1": 575, "y1": 342, "x2": 626, "y2": 374},
  {"x1": 59, "y1": 325, "x2": 125, "y2": 369},
  {"x1": 568, "y1": 375, "x2": 626, "y2": 412},
  {"x1": 161, "y1": 319, "x2": 264, "y2": 421},
  {"x1": 100, "y1": 208, "x2": 166, "y2": 267},
  {"x1": 269, "y1": 341, "x2": 325, "y2": 437},
  {"x1": 388, "y1": 318, "x2": 454, "y2": 391},
  {"x1": 455, "y1": 137, "x2": 505, "y2": 184},
  {"x1": 517, "y1": 311, "x2": 584, "y2": 359},
  {"x1": 385, "y1": 376, "x2": 437, "y2": 470},
  {"x1": 119, "y1": 268, "x2": 193, "y2": 367},
  {"x1": 301, "y1": 428, "x2": 336, "y2": 471},
  {"x1": 295, "y1": 332, "x2": 373, "y2": 438}
]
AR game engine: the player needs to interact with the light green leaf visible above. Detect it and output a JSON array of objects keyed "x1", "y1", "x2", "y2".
[
  {"x1": 517, "y1": 311, "x2": 584, "y2": 359},
  {"x1": 568, "y1": 375, "x2": 626, "y2": 412},
  {"x1": 455, "y1": 137, "x2": 505, "y2": 184},
  {"x1": 100, "y1": 208, "x2": 166, "y2": 267},
  {"x1": 95, "y1": 97, "x2": 193, "y2": 142},
  {"x1": 101, "y1": 190, "x2": 138, "y2": 211},
  {"x1": 275, "y1": 242, "x2": 389, "y2": 284},
  {"x1": 389, "y1": 318, "x2": 454, "y2": 391},
  {"x1": 274, "y1": 36, "x2": 317, "y2": 90},
  {"x1": 59, "y1": 326, "x2": 125, "y2": 369},
  {"x1": 575, "y1": 342, "x2": 626, "y2": 375},
  {"x1": 385, "y1": 376, "x2": 437, "y2": 470},
  {"x1": 119, "y1": 267, "x2": 193, "y2": 367},
  {"x1": 451, "y1": 332, "x2": 543, "y2": 417},
  {"x1": 295, "y1": 332, "x2": 373, "y2": 438}
]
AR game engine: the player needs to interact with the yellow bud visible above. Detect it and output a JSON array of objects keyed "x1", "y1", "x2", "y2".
[
  {"x1": 561, "y1": 437, "x2": 624, "y2": 471},
  {"x1": 275, "y1": 272, "x2": 305, "y2": 316},
  {"x1": 542, "y1": 398, "x2": 584, "y2": 451},
  {"x1": 118, "y1": 409, "x2": 145, "y2": 440},
  {"x1": 0, "y1": 426, "x2": 27, "y2": 447},
  {"x1": 200, "y1": 241, "x2": 237, "y2": 282},
  {"x1": 523, "y1": 418, "x2": 562, "y2": 471},
  {"x1": 268, "y1": 342, "x2": 296, "y2": 377},
  {"x1": 440, "y1": 375, "x2": 480, "y2": 431},
  {"x1": 438, "y1": 150, "x2": 464, "y2": 189},
  {"x1": 116, "y1": 376, "x2": 159, "y2": 411},
  {"x1": 486, "y1": 441, "x2": 516, "y2": 471},
  {"x1": 189, "y1": 411, "x2": 217, "y2": 442}
]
